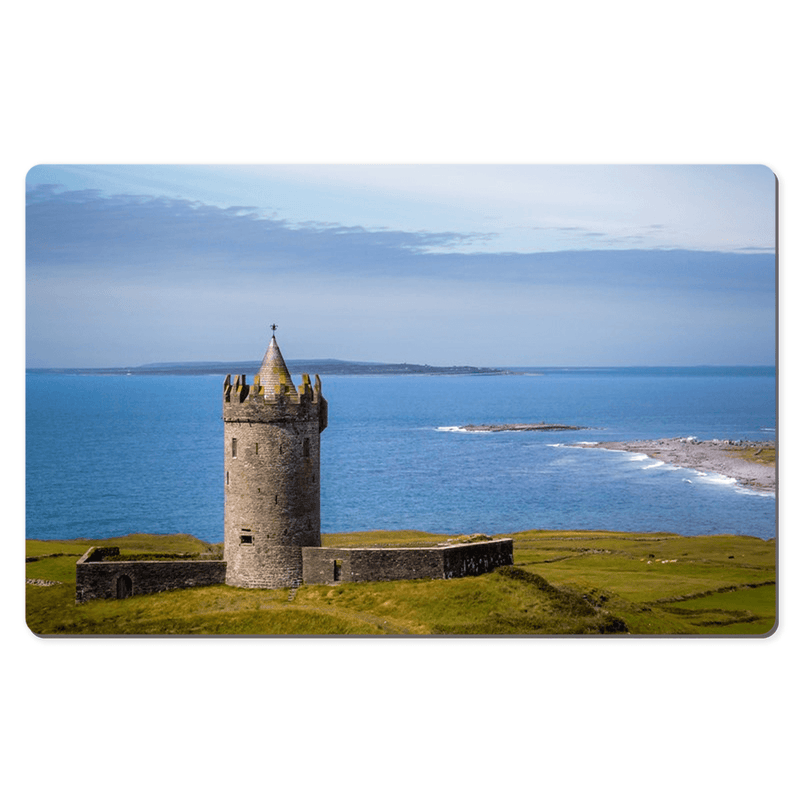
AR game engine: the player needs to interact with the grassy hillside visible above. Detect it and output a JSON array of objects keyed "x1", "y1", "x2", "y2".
[{"x1": 25, "y1": 530, "x2": 775, "y2": 636}]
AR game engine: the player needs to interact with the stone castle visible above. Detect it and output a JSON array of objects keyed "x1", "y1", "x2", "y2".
[
  {"x1": 76, "y1": 333, "x2": 512, "y2": 603},
  {"x1": 223, "y1": 335, "x2": 327, "y2": 588}
]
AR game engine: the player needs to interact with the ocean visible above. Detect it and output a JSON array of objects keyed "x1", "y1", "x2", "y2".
[{"x1": 25, "y1": 367, "x2": 776, "y2": 542}]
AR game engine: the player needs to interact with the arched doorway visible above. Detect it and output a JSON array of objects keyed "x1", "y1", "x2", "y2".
[{"x1": 116, "y1": 574, "x2": 133, "y2": 599}]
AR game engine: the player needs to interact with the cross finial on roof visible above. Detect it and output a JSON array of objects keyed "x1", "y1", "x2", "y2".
[{"x1": 270, "y1": 323, "x2": 278, "y2": 335}]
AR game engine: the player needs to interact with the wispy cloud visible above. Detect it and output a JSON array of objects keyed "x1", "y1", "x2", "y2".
[
  {"x1": 27, "y1": 185, "x2": 775, "y2": 290},
  {"x1": 26, "y1": 185, "x2": 485, "y2": 273}
]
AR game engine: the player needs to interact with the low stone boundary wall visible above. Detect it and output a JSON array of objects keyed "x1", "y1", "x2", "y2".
[
  {"x1": 441, "y1": 539, "x2": 514, "y2": 579},
  {"x1": 74, "y1": 539, "x2": 514, "y2": 601},
  {"x1": 76, "y1": 547, "x2": 226, "y2": 603},
  {"x1": 302, "y1": 538, "x2": 513, "y2": 585}
]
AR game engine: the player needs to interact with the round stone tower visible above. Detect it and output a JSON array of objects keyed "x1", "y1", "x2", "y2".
[{"x1": 222, "y1": 333, "x2": 328, "y2": 588}]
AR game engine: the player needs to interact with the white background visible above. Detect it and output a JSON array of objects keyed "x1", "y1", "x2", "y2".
[{"x1": 5, "y1": 2, "x2": 794, "y2": 798}]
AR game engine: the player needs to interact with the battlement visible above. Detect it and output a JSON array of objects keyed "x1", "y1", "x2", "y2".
[
  {"x1": 222, "y1": 372, "x2": 327, "y2": 429},
  {"x1": 223, "y1": 371, "x2": 323, "y2": 403}
]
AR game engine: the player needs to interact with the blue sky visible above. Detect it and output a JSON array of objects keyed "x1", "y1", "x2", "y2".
[{"x1": 26, "y1": 164, "x2": 776, "y2": 368}]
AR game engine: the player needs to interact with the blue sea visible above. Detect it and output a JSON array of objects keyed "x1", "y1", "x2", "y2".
[{"x1": 25, "y1": 367, "x2": 776, "y2": 542}]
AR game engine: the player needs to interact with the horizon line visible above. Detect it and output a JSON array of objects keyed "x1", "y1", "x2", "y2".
[{"x1": 26, "y1": 361, "x2": 777, "y2": 372}]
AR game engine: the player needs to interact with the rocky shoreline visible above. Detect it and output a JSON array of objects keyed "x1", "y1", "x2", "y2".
[
  {"x1": 460, "y1": 423, "x2": 586, "y2": 432},
  {"x1": 573, "y1": 437, "x2": 775, "y2": 492}
]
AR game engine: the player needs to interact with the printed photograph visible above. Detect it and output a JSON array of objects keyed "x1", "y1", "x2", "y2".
[{"x1": 25, "y1": 164, "x2": 777, "y2": 635}]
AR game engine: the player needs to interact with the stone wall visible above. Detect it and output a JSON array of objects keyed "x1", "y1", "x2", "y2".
[
  {"x1": 301, "y1": 539, "x2": 513, "y2": 585},
  {"x1": 441, "y1": 539, "x2": 514, "y2": 579},
  {"x1": 75, "y1": 539, "x2": 514, "y2": 603},
  {"x1": 75, "y1": 547, "x2": 226, "y2": 604}
]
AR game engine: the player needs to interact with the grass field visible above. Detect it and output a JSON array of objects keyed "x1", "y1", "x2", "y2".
[
  {"x1": 25, "y1": 530, "x2": 776, "y2": 636},
  {"x1": 727, "y1": 443, "x2": 776, "y2": 465}
]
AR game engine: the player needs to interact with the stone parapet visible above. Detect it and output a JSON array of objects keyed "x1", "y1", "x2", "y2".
[{"x1": 223, "y1": 373, "x2": 327, "y2": 432}]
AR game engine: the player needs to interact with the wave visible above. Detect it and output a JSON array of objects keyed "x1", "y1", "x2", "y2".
[
  {"x1": 436, "y1": 426, "x2": 489, "y2": 434},
  {"x1": 684, "y1": 468, "x2": 771, "y2": 495},
  {"x1": 639, "y1": 457, "x2": 679, "y2": 471},
  {"x1": 735, "y1": 487, "x2": 776, "y2": 498},
  {"x1": 697, "y1": 472, "x2": 737, "y2": 486}
]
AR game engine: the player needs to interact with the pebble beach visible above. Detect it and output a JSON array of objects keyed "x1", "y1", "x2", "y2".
[{"x1": 574, "y1": 437, "x2": 775, "y2": 493}]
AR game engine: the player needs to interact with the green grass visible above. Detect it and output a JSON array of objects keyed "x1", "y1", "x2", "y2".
[
  {"x1": 27, "y1": 532, "x2": 221, "y2": 557},
  {"x1": 320, "y1": 530, "x2": 449, "y2": 548},
  {"x1": 659, "y1": 584, "x2": 776, "y2": 634},
  {"x1": 26, "y1": 584, "x2": 385, "y2": 635},
  {"x1": 26, "y1": 530, "x2": 776, "y2": 636},
  {"x1": 507, "y1": 530, "x2": 775, "y2": 635},
  {"x1": 725, "y1": 444, "x2": 775, "y2": 466}
]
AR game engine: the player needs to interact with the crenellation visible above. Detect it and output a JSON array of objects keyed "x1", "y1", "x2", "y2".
[{"x1": 222, "y1": 375, "x2": 325, "y2": 409}]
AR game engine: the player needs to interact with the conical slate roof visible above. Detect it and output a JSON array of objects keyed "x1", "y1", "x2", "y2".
[{"x1": 257, "y1": 336, "x2": 298, "y2": 398}]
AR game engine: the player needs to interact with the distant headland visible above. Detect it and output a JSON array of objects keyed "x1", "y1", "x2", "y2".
[{"x1": 28, "y1": 359, "x2": 515, "y2": 377}]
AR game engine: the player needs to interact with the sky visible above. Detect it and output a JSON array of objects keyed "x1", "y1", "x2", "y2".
[{"x1": 25, "y1": 164, "x2": 776, "y2": 368}]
